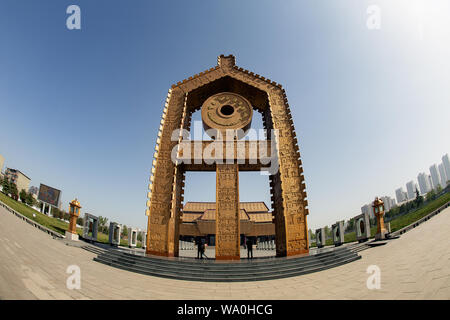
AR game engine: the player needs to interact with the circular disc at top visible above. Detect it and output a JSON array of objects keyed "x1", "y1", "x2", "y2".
[{"x1": 201, "y1": 92, "x2": 253, "y2": 137}]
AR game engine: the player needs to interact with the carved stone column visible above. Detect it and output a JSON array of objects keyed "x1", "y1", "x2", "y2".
[
  {"x1": 215, "y1": 163, "x2": 240, "y2": 260},
  {"x1": 146, "y1": 88, "x2": 185, "y2": 257}
]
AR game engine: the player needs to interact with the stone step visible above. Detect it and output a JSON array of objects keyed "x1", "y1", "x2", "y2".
[
  {"x1": 94, "y1": 252, "x2": 357, "y2": 278},
  {"x1": 92, "y1": 247, "x2": 361, "y2": 282},
  {"x1": 96, "y1": 246, "x2": 354, "y2": 271},
  {"x1": 94, "y1": 254, "x2": 361, "y2": 282},
  {"x1": 96, "y1": 248, "x2": 356, "y2": 273},
  {"x1": 81, "y1": 245, "x2": 107, "y2": 255}
]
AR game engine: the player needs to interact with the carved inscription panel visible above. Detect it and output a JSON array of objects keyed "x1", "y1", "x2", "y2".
[{"x1": 215, "y1": 164, "x2": 240, "y2": 258}]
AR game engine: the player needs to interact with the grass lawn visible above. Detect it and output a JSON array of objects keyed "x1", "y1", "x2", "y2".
[
  {"x1": 0, "y1": 192, "x2": 144, "y2": 248},
  {"x1": 388, "y1": 192, "x2": 450, "y2": 232},
  {"x1": 0, "y1": 192, "x2": 82, "y2": 236}
]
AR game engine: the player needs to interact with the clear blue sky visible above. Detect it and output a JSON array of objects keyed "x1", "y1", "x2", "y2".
[{"x1": 1, "y1": 0, "x2": 449, "y2": 231}]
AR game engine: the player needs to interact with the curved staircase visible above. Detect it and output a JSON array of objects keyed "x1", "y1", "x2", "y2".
[{"x1": 93, "y1": 246, "x2": 361, "y2": 282}]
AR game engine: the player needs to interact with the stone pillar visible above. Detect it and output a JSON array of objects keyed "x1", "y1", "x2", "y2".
[
  {"x1": 128, "y1": 228, "x2": 137, "y2": 248},
  {"x1": 167, "y1": 166, "x2": 184, "y2": 257},
  {"x1": 109, "y1": 222, "x2": 121, "y2": 246},
  {"x1": 68, "y1": 214, "x2": 77, "y2": 235},
  {"x1": 146, "y1": 88, "x2": 185, "y2": 257},
  {"x1": 141, "y1": 232, "x2": 147, "y2": 249},
  {"x1": 332, "y1": 221, "x2": 345, "y2": 246},
  {"x1": 215, "y1": 163, "x2": 240, "y2": 260},
  {"x1": 375, "y1": 211, "x2": 387, "y2": 240},
  {"x1": 83, "y1": 213, "x2": 99, "y2": 241}
]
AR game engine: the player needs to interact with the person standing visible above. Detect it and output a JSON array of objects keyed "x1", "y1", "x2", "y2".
[
  {"x1": 196, "y1": 237, "x2": 201, "y2": 259},
  {"x1": 200, "y1": 238, "x2": 207, "y2": 259},
  {"x1": 246, "y1": 237, "x2": 254, "y2": 259}
]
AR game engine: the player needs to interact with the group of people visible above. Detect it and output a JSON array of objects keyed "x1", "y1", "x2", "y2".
[{"x1": 194, "y1": 237, "x2": 256, "y2": 259}]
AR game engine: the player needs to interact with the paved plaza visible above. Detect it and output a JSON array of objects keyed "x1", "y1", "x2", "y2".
[{"x1": 0, "y1": 204, "x2": 449, "y2": 300}]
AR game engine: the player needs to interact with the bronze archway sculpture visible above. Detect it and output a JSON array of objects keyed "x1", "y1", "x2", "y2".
[{"x1": 145, "y1": 55, "x2": 309, "y2": 259}]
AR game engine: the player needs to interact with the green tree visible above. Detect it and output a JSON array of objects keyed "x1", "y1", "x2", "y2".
[
  {"x1": 2, "y1": 178, "x2": 10, "y2": 195},
  {"x1": 25, "y1": 192, "x2": 35, "y2": 207},
  {"x1": 345, "y1": 218, "x2": 355, "y2": 232},
  {"x1": 10, "y1": 183, "x2": 18, "y2": 200},
  {"x1": 324, "y1": 226, "x2": 331, "y2": 238},
  {"x1": 122, "y1": 225, "x2": 128, "y2": 237},
  {"x1": 52, "y1": 208, "x2": 63, "y2": 219},
  {"x1": 19, "y1": 189, "x2": 27, "y2": 203},
  {"x1": 98, "y1": 216, "x2": 108, "y2": 233},
  {"x1": 414, "y1": 188, "x2": 423, "y2": 208},
  {"x1": 426, "y1": 189, "x2": 436, "y2": 201}
]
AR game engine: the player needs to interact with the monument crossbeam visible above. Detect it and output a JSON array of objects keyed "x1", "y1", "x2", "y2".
[{"x1": 175, "y1": 140, "x2": 275, "y2": 171}]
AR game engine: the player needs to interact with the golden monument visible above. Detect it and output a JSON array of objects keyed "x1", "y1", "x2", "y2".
[
  {"x1": 66, "y1": 198, "x2": 81, "y2": 241},
  {"x1": 372, "y1": 197, "x2": 387, "y2": 240},
  {"x1": 145, "y1": 55, "x2": 309, "y2": 259}
]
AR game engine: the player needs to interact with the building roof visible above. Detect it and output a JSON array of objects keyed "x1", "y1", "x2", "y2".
[
  {"x1": 190, "y1": 209, "x2": 251, "y2": 221},
  {"x1": 5, "y1": 168, "x2": 31, "y2": 181},
  {"x1": 182, "y1": 202, "x2": 272, "y2": 224},
  {"x1": 183, "y1": 201, "x2": 269, "y2": 213},
  {"x1": 170, "y1": 54, "x2": 283, "y2": 90}
]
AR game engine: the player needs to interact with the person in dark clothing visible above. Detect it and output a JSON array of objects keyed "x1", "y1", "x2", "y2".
[
  {"x1": 246, "y1": 237, "x2": 254, "y2": 259},
  {"x1": 199, "y1": 238, "x2": 208, "y2": 259},
  {"x1": 196, "y1": 237, "x2": 201, "y2": 259},
  {"x1": 200, "y1": 241, "x2": 205, "y2": 259}
]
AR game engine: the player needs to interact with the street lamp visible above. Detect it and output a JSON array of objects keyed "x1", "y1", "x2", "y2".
[
  {"x1": 372, "y1": 197, "x2": 387, "y2": 240},
  {"x1": 66, "y1": 198, "x2": 82, "y2": 241}
]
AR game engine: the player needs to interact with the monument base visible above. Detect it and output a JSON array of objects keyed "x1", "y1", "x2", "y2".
[
  {"x1": 286, "y1": 248, "x2": 310, "y2": 256},
  {"x1": 65, "y1": 231, "x2": 79, "y2": 241},
  {"x1": 216, "y1": 255, "x2": 240, "y2": 261},
  {"x1": 146, "y1": 250, "x2": 176, "y2": 257},
  {"x1": 375, "y1": 230, "x2": 388, "y2": 240}
]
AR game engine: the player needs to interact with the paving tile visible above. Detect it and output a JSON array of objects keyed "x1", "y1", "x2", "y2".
[{"x1": 1, "y1": 204, "x2": 450, "y2": 299}]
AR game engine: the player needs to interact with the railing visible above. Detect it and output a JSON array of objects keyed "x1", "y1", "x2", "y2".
[
  {"x1": 179, "y1": 240, "x2": 195, "y2": 250},
  {"x1": 256, "y1": 240, "x2": 275, "y2": 250},
  {"x1": 0, "y1": 200, "x2": 65, "y2": 239}
]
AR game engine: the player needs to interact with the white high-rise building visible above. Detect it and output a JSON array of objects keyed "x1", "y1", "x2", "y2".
[
  {"x1": 395, "y1": 187, "x2": 408, "y2": 203},
  {"x1": 391, "y1": 197, "x2": 397, "y2": 208},
  {"x1": 442, "y1": 153, "x2": 450, "y2": 185},
  {"x1": 361, "y1": 203, "x2": 374, "y2": 219},
  {"x1": 417, "y1": 172, "x2": 432, "y2": 195},
  {"x1": 438, "y1": 163, "x2": 448, "y2": 188},
  {"x1": 381, "y1": 196, "x2": 396, "y2": 212},
  {"x1": 429, "y1": 164, "x2": 442, "y2": 189},
  {"x1": 406, "y1": 180, "x2": 418, "y2": 200}
]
